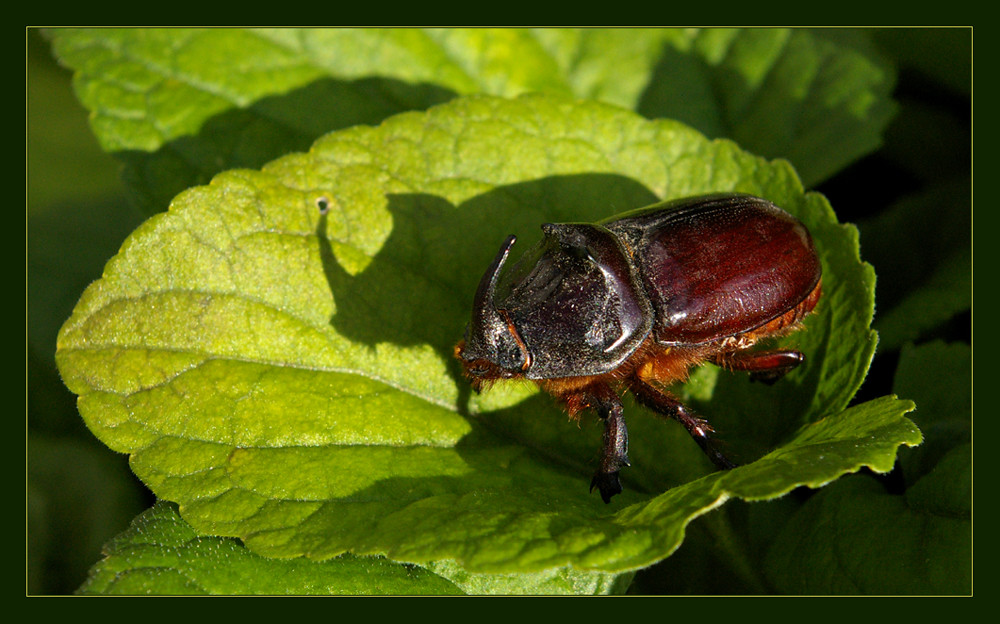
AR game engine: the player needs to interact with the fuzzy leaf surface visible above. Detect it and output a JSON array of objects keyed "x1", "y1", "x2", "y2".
[
  {"x1": 78, "y1": 501, "x2": 462, "y2": 595},
  {"x1": 57, "y1": 94, "x2": 917, "y2": 575},
  {"x1": 79, "y1": 501, "x2": 629, "y2": 595}
]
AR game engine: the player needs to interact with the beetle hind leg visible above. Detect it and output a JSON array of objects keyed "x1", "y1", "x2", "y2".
[
  {"x1": 714, "y1": 349, "x2": 805, "y2": 385},
  {"x1": 630, "y1": 378, "x2": 736, "y2": 470}
]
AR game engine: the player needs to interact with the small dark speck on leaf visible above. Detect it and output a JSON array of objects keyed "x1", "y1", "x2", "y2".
[{"x1": 316, "y1": 196, "x2": 330, "y2": 214}]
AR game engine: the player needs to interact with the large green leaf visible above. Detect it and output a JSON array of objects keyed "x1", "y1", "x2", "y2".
[
  {"x1": 57, "y1": 94, "x2": 917, "y2": 576},
  {"x1": 860, "y1": 181, "x2": 971, "y2": 350},
  {"x1": 78, "y1": 501, "x2": 463, "y2": 595},
  {"x1": 892, "y1": 342, "x2": 971, "y2": 485},
  {"x1": 47, "y1": 28, "x2": 895, "y2": 213},
  {"x1": 764, "y1": 341, "x2": 969, "y2": 594},
  {"x1": 762, "y1": 465, "x2": 969, "y2": 595},
  {"x1": 638, "y1": 28, "x2": 896, "y2": 185},
  {"x1": 79, "y1": 501, "x2": 631, "y2": 595},
  {"x1": 874, "y1": 247, "x2": 970, "y2": 350}
]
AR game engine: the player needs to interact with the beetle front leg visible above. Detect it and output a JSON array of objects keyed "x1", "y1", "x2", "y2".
[
  {"x1": 569, "y1": 384, "x2": 630, "y2": 503},
  {"x1": 715, "y1": 349, "x2": 805, "y2": 385},
  {"x1": 592, "y1": 400, "x2": 629, "y2": 504},
  {"x1": 630, "y1": 379, "x2": 736, "y2": 470}
]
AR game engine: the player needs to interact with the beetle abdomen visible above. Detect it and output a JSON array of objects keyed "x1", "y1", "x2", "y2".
[{"x1": 605, "y1": 194, "x2": 821, "y2": 345}]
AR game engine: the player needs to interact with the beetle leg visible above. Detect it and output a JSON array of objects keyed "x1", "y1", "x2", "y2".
[
  {"x1": 715, "y1": 350, "x2": 805, "y2": 385},
  {"x1": 575, "y1": 384, "x2": 630, "y2": 503},
  {"x1": 630, "y1": 379, "x2": 736, "y2": 470}
]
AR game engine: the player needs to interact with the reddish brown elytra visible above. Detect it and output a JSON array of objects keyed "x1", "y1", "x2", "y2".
[{"x1": 455, "y1": 194, "x2": 822, "y2": 502}]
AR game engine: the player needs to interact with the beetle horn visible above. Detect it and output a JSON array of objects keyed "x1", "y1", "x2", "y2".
[
  {"x1": 470, "y1": 234, "x2": 516, "y2": 335},
  {"x1": 458, "y1": 234, "x2": 520, "y2": 368}
]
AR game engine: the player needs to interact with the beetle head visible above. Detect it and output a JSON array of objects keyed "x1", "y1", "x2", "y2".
[
  {"x1": 457, "y1": 235, "x2": 532, "y2": 387},
  {"x1": 458, "y1": 224, "x2": 653, "y2": 383}
]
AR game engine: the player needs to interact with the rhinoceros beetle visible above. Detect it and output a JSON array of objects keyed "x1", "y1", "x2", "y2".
[{"x1": 455, "y1": 193, "x2": 822, "y2": 503}]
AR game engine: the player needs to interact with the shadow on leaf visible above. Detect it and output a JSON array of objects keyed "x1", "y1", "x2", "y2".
[
  {"x1": 315, "y1": 173, "x2": 660, "y2": 382},
  {"x1": 312, "y1": 174, "x2": 666, "y2": 500},
  {"x1": 115, "y1": 76, "x2": 458, "y2": 214}
]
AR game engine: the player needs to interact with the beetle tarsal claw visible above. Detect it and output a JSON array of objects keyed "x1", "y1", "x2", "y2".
[{"x1": 590, "y1": 471, "x2": 623, "y2": 504}]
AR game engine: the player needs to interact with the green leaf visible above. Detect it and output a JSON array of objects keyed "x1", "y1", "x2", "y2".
[
  {"x1": 892, "y1": 341, "x2": 971, "y2": 484},
  {"x1": 47, "y1": 28, "x2": 895, "y2": 212},
  {"x1": 424, "y1": 560, "x2": 631, "y2": 595},
  {"x1": 874, "y1": 248, "x2": 970, "y2": 350},
  {"x1": 79, "y1": 501, "x2": 463, "y2": 595},
  {"x1": 27, "y1": 31, "x2": 121, "y2": 209},
  {"x1": 57, "y1": 94, "x2": 915, "y2": 576},
  {"x1": 639, "y1": 28, "x2": 897, "y2": 186},
  {"x1": 80, "y1": 501, "x2": 629, "y2": 595},
  {"x1": 763, "y1": 466, "x2": 969, "y2": 595},
  {"x1": 860, "y1": 181, "x2": 971, "y2": 350},
  {"x1": 763, "y1": 341, "x2": 969, "y2": 594}
]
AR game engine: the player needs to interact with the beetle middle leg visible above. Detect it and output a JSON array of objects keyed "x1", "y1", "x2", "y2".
[
  {"x1": 715, "y1": 349, "x2": 805, "y2": 385},
  {"x1": 629, "y1": 378, "x2": 736, "y2": 470}
]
